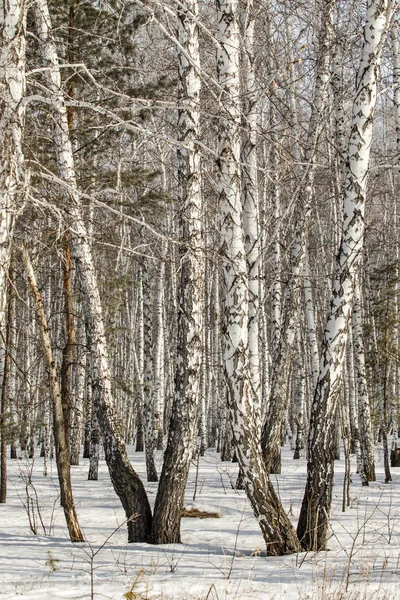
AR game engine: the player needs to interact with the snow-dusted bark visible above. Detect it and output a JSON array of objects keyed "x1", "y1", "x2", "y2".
[
  {"x1": 151, "y1": 0, "x2": 203, "y2": 545},
  {"x1": 298, "y1": 0, "x2": 395, "y2": 551},
  {"x1": 0, "y1": 0, "x2": 26, "y2": 344},
  {"x1": 32, "y1": 0, "x2": 152, "y2": 543},
  {"x1": 216, "y1": 0, "x2": 300, "y2": 555}
]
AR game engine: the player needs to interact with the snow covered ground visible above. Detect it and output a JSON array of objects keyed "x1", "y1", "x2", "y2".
[{"x1": 1, "y1": 445, "x2": 399, "y2": 599}]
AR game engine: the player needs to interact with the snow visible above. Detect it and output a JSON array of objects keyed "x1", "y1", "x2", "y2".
[{"x1": 1, "y1": 445, "x2": 399, "y2": 599}]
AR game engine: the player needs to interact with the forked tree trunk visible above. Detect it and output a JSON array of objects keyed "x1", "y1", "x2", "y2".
[
  {"x1": 151, "y1": 0, "x2": 204, "y2": 544},
  {"x1": 216, "y1": 0, "x2": 301, "y2": 555},
  {"x1": 33, "y1": 0, "x2": 152, "y2": 542},
  {"x1": 297, "y1": 0, "x2": 395, "y2": 551},
  {"x1": 22, "y1": 247, "x2": 84, "y2": 543}
]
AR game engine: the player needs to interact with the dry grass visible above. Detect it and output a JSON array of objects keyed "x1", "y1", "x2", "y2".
[{"x1": 181, "y1": 508, "x2": 221, "y2": 519}]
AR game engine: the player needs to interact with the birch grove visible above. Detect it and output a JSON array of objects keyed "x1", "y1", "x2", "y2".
[
  {"x1": 0, "y1": 0, "x2": 398, "y2": 558},
  {"x1": 297, "y1": 0, "x2": 396, "y2": 551}
]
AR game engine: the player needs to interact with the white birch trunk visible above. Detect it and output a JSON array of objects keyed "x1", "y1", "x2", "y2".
[
  {"x1": 216, "y1": 0, "x2": 301, "y2": 555},
  {"x1": 151, "y1": 0, "x2": 204, "y2": 544},
  {"x1": 240, "y1": 1, "x2": 261, "y2": 414},
  {"x1": 298, "y1": 0, "x2": 395, "y2": 551},
  {"x1": 0, "y1": 0, "x2": 26, "y2": 349}
]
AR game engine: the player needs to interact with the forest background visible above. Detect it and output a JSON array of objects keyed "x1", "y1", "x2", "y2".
[{"x1": 0, "y1": 0, "x2": 400, "y2": 566}]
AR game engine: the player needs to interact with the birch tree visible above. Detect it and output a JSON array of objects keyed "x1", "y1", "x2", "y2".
[
  {"x1": 0, "y1": 0, "x2": 26, "y2": 358},
  {"x1": 0, "y1": 0, "x2": 27, "y2": 500},
  {"x1": 297, "y1": 0, "x2": 396, "y2": 551},
  {"x1": 151, "y1": 0, "x2": 204, "y2": 544},
  {"x1": 216, "y1": 0, "x2": 301, "y2": 555},
  {"x1": 240, "y1": 0, "x2": 261, "y2": 414}
]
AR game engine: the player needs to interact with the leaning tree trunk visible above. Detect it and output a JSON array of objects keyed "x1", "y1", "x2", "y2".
[
  {"x1": 32, "y1": 0, "x2": 152, "y2": 543},
  {"x1": 22, "y1": 247, "x2": 84, "y2": 543},
  {"x1": 151, "y1": 0, "x2": 204, "y2": 544},
  {"x1": 297, "y1": 0, "x2": 395, "y2": 551},
  {"x1": 216, "y1": 0, "x2": 301, "y2": 555}
]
